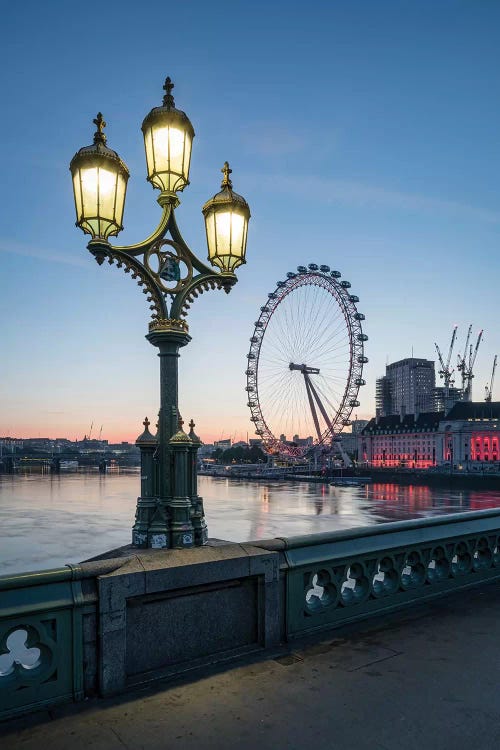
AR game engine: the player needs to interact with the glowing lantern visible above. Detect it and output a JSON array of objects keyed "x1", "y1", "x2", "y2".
[
  {"x1": 141, "y1": 77, "x2": 194, "y2": 197},
  {"x1": 70, "y1": 113, "x2": 129, "y2": 240},
  {"x1": 202, "y1": 162, "x2": 250, "y2": 273}
]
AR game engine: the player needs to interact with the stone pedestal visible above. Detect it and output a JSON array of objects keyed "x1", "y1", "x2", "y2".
[{"x1": 97, "y1": 544, "x2": 280, "y2": 696}]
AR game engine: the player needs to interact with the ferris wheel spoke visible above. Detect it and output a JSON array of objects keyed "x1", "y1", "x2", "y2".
[
  {"x1": 315, "y1": 379, "x2": 342, "y2": 409},
  {"x1": 307, "y1": 316, "x2": 348, "y2": 358}
]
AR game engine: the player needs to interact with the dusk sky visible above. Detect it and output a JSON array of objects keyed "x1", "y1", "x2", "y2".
[{"x1": 1, "y1": 1, "x2": 499, "y2": 444}]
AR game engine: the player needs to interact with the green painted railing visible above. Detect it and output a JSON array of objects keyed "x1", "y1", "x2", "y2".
[
  {"x1": 0, "y1": 559, "x2": 124, "y2": 721},
  {"x1": 254, "y1": 508, "x2": 500, "y2": 638}
]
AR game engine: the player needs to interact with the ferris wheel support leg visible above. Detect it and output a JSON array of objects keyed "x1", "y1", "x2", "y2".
[
  {"x1": 304, "y1": 375, "x2": 322, "y2": 443},
  {"x1": 306, "y1": 375, "x2": 334, "y2": 434}
]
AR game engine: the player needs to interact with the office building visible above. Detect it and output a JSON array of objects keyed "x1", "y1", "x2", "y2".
[{"x1": 376, "y1": 358, "x2": 435, "y2": 417}]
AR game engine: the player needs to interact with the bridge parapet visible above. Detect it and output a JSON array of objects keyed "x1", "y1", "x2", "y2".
[
  {"x1": 253, "y1": 509, "x2": 500, "y2": 639},
  {"x1": 3, "y1": 509, "x2": 500, "y2": 721},
  {"x1": 0, "y1": 559, "x2": 126, "y2": 721}
]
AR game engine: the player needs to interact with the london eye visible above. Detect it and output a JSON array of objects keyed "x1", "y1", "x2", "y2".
[{"x1": 245, "y1": 264, "x2": 367, "y2": 457}]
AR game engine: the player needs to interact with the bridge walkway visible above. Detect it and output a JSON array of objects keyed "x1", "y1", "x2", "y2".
[{"x1": 1, "y1": 580, "x2": 500, "y2": 749}]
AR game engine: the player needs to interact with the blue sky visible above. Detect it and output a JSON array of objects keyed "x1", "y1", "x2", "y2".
[{"x1": 0, "y1": 0, "x2": 499, "y2": 442}]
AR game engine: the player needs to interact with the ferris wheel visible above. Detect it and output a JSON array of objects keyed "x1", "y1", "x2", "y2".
[{"x1": 245, "y1": 264, "x2": 367, "y2": 457}]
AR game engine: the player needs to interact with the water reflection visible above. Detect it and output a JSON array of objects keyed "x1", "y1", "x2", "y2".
[{"x1": 1, "y1": 473, "x2": 500, "y2": 575}]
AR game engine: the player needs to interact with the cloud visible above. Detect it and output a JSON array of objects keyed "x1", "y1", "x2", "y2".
[
  {"x1": 255, "y1": 173, "x2": 500, "y2": 225},
  {"x1": 0, "y1": 239, "x2": 88, "y2": 268},
  {"x1": 241, "y1": 122, "x2": 307, "y2": 156}
]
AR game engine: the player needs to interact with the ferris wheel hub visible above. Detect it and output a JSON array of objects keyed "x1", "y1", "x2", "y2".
[{"x1": 289, "y1": 362, "x2": 321, "y2": 375}]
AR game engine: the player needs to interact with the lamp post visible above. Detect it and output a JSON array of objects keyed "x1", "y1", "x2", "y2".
[{"x1": 69, "y1": 77, "x2": 250, "y2": 549}]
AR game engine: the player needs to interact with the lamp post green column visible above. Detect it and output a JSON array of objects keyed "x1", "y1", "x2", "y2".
[
  {"x1": 69, "y1": 76, "x2": 250, "y2": 549},
  {"x1": 169, "y1": 419, "x2": 194, "y2": 548},
  {"x1": 148, "y1": 327, "x2": 191, "y2": 472}
]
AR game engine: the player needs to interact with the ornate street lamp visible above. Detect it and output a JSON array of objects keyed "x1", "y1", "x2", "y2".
[{"x1": 70, "y1": 77, "x2": 250, "y2": 549}]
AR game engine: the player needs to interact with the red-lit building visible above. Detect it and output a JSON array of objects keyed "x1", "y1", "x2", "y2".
[
  {"x1": 360, "y1": 412, "x2": 442, "y2": 469},
  {"x1": 438, "y1": 401, "x2": 500, "y2": 466},
  {"x1": 360, "y1": 402, "x2": 500, "y2": 469}
]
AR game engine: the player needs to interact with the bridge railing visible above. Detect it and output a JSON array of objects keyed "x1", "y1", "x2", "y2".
[
  {"x1": 0, "y1": 559, "x2": 125, "y2": 721},
  {"x1": 252, "y1": 508, "x2": 500, "y2": 638}
]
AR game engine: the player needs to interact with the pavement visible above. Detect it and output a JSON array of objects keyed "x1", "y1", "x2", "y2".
[{"x1": 2, "y1": 581, "x2": 500, "y2": 750}]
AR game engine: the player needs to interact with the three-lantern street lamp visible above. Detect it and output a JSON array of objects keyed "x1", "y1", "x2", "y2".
[{"x1": 69, "y1": 77, "x2": 250, "y2": 549}]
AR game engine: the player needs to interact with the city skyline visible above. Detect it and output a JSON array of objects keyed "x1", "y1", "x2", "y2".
[{"x1": 1, "y1": 1, "x2": 499, "y2": 444}]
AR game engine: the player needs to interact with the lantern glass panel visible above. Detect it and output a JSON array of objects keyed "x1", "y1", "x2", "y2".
[
  {"x1": 144, "y1": 123, "x2": 192, "y2": 192},
  {"x1": 205, "y1": 212, "x2": 216, "y2": 259},
  {"x1": 207, "y1": 209, "x2": 248, "y2": 272},
  {"x1": 72, "y1": 162, "x2": 126, "y2": 239}
]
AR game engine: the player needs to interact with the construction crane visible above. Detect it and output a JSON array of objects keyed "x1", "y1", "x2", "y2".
[
  {"x1": 457, "y1": 327, "x2": 483, "y2": 402},
  {"x1": 457, "y1": 324, "x2": 472, "y2": 392},
  {"x1": 434, "y1": 325, "x2": 458, "y2": 398},
  {"x1": 485, "y1": 355, "x2": 497, "y2": 402}
]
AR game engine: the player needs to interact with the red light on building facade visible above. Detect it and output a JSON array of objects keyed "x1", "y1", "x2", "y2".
[{"x1": 470, "y1": 433, "x2": 499, "y2": 462}]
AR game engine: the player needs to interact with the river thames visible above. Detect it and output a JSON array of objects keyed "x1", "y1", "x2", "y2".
[{"x1": 1, "y1": 471, "x2": 500, "y2": 575}]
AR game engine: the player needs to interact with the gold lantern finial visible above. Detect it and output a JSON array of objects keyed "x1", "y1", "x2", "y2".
[
  {"x1": 93, "y1": 113, "x2": 107, "y2": 144},
  {"x1": 162, "y1": 77, "x2": 175, "y2": 108},
  {"x1": 221, "y1": 161, "x2": 232, "y2": 189}
]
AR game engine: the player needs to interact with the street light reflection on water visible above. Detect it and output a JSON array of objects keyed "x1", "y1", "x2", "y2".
[{"x1": 1, "y1": 472, "x2": 500, "y2": 575}]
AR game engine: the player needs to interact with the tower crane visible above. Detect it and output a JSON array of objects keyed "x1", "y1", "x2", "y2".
[
  {"x1": 457, "y1": 328, "x2": 483, "y2": 402},
  {"x1": 457, "y1": 324, "x2": 472, "y2": 393},
  {"x1": 434, "y1": 325, "x2": 458, "y2": 398},
  {"x1": 485, "y1": 356, "x2": 497, "y2": 403}
]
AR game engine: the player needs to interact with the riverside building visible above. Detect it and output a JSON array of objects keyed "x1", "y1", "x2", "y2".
[
  {"x1": 361, "y1": 412, "x2": 442, "y2": 468},
  {"x1": 360, "y1": 401, "x2": 500, "y2": 469}
]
